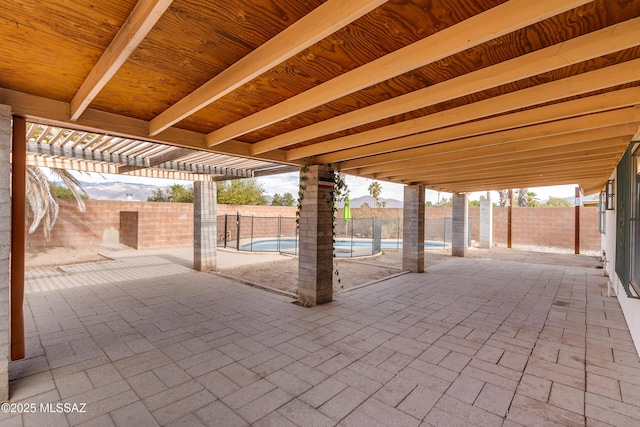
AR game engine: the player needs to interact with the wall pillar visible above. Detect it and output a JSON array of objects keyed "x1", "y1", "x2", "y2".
[
  {"x1": 193, "y1": 181, "x2": 217, "y2": 271},
  {"x1": 479, "y1": 195, "x2": 493, "y2": 249},
  {"x1": 452, "y1": 193, "x2": 469, "y2": 257},
  {"x1": 402, "y1": 185, "x2": 425, "y2": 272},
  {"x1": 0, "y1": 106, "x2": 12, "y2": 401},
  {"x1": 298, "y1": 165, "x2": 334, "y2": 306}
]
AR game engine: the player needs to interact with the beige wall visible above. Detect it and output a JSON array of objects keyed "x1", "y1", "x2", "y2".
[{"x1": 26, "y1": 200, "x2": 601, "y2": 252}]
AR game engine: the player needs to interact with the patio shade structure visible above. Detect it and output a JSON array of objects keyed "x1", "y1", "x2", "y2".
[
  {"x1": 23, "y1": 123, "x2": 298, "y2": 182},
  {"x1": 0, "y1": 0, "x2": 638, "y2": 195}
]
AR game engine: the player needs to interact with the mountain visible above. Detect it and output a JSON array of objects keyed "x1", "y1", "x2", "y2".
[
  {"x1": 344, "y1": 195, "x2": 403, "y2": 208},
  {"x1": 79, "y1": 181, "x2": 162, "y2": 201}
]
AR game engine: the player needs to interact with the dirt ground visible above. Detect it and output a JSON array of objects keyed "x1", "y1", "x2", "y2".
[
  {"x1": 24, "y1": 244, "x2": 602, "y2": 295},
  {"x1": 25, "y1": 244, "x2": 128, "y2": 269}
]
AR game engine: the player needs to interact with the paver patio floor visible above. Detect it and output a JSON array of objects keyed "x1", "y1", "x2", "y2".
[{"x1": 4, "y1": 253, "x2": 640, "y2": 426}]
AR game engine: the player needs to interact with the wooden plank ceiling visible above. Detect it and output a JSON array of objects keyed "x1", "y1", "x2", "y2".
[{"x1": 1, "y1": 0, "x2": 639, "y2": 194}]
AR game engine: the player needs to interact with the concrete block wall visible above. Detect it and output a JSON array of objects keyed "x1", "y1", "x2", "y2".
[
  {"x1": 119, "y1": 212, "x2": 139, "y2": 248},
  {"x1": 493, "y1": 206, "x2": 600, "y2": 251},
  {"x1": 25, "y1": 200, "x2": 601, "y2": 252},
  {"x1": 135, "y1": 209, "x2": 193, "y2": 249}
]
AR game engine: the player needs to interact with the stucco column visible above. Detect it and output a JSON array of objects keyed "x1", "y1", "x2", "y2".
[
  {"x1": 193, "y1": 181, "x2": 217, "y2": 271},
  {"x1": 402, "y1": 184, "x2": 425, "y2": 272},
  {"x1": 298, "y1": 165, "x2": 334, "y2": 306},
  {"x1": 479, "y1": 195, "x2": 493, "y2": 248},
  {"x1": 452, "y1": 193, "x2": 469, "y2": 257},
  {"x1": 0, "y1": 106, "x2": 12, "y2": 401}
]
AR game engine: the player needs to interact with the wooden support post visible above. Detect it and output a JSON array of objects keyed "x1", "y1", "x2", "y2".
[
  {"x1": 507, "y1": 189, "x2": 513, "y2": 249},
  {"x1": 11, "y1": 116, "x2": 26, "y2": 361},
  {"x1": 575, "y1": 186, "x2": 581, "y2": 255}
]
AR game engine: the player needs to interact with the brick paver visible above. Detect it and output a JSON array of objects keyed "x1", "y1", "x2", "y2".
[{"x1": 4, "y1": 252, "x2": 640, "y2": 425}]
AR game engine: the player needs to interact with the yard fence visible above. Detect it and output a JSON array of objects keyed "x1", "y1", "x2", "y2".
[{"x1": 217, "y1": 214, "x2": 471, "y2": 257}]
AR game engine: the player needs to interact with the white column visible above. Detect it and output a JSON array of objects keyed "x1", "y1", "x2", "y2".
[
  {"x1": 479, "y1": 195, "x2": 493, "y2": 248},
  {"x1": 193, "y1": 181, "x2": 217, "y2": 271},
  {"x1": 452, "y1": 193, "x2": 469, "y2": 257}
]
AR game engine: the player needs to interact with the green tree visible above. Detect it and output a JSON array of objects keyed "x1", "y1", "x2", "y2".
[
  {"x1": 515, "y1": 189, "x2": 539, "y2": 207},
  {"x1": 167, "y1": 184, "x2": 193, "y2": 203},
  {"x1": 436, "y1": 197, "x2": 452, "y2": 207},
  {"x1": 147, "y1": 188, "x2": 169, "y2": 202},
  {"x1": 272, "y1": 192, "x2": 295, "y2": 206},
  {"x1": 368, "y1": 181, "x2": 382, "y2": 208},
  {"x1": 469, "y1": 199, "x2": 481, "y2": 207},
  {"x1": 544, "y1": 196, "x2": 573, "y2": 207},
  {"x1": 50, "y1": 182, "x2": 88, "y2": 200},
  {"x1": 217, "y1": 178, "x2": 268, "y2": 205}
]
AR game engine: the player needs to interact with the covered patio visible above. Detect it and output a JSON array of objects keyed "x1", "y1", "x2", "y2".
[
  {"x1": 2, "y1": 249, "x2": 639, "y2": 426},
  {"x1": 2, "y1": 0, "x2": 640, "y2": 421}
]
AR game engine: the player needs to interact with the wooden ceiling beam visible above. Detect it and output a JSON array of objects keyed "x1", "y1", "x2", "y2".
[
  {"x1": 388, "y1": 157, "x2": 621, "y2": 183},
  {"x1": 2, "y1": 88, "x2": 301, "y2": 166},
  {"x1": 70, "y1": 0, "x2": 173, "y2": 121},
  {"x1": 430, "y1": 176, "x2": 606, "y2": 194},
  {"x1": 410, "y1": 167, "x2": 613, "y2": 189},
  {"x1": 255, "y1": 17, "x2": 640, "y2": 156},
  {"x1": 205, "y1": 0, "x2": 591, "y2": 147},
  {"x1": 148, "y1": 0, "x2": 387, "y2": 136},
  {"x1": 345, "y1": 111, "x2": 640, "y2": 174},
  {"x1": 372, "y1": 140, "x2": 629, "y2": 179},
  {"x1": 381, "y1": 153, "x2": 624, "y2": 182},
  {"x1": 312, "y1": 59, "x2": 640, "y2": 164},
  {"x1": 335, "y1": 87, "x2": 640, "y2": 169}
]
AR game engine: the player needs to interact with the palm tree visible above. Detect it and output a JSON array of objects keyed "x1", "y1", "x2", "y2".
[
  {"x1": 368, "y1": 181, "x2": 382, "y2": 208},
  {"x1": 26, "y1": 166, "x2": 87, "y2": 240}
]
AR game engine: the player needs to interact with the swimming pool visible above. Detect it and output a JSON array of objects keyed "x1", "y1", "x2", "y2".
[{"x1": 240, "y1": 238, "x2": 445, "y2": 252}]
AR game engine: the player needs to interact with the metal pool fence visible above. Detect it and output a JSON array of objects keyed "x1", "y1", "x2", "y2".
[{"x1": 217, "y1": 214, "x2": 472, "y2": 257}]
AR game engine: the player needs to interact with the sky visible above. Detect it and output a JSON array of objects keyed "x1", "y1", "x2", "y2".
[{"x1": 69, "y1": 170, "x2": 584, "y2": 203}]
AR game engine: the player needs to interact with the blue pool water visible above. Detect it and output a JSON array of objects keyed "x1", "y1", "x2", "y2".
[{"x1": 241, "y1": 238, "x2": 444, "y2": 251}]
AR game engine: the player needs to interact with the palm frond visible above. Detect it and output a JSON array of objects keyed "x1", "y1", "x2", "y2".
[
  {"x1": 25, "y1": 166, "x2": 87, "y2": 240},
  {"x1": 26, "y1": 165, "x2": 58, "y2": 239},
  {"x1": 48, "y1": 168, "x2": 87, "y2": 212}
]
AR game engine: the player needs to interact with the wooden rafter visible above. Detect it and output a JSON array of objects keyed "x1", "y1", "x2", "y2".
[
  {"x1": 368, "y1": 135, "x2": 633, "y2": 178},
  {"x1": 252, "y1": 17, "x2": 640, "y2": 156},
  {"x1": 148, "y1": 0, "x2": 387, "y2": 136},
  {"x1": 70, "y1": 0, "x2": 174, "y2": 121},
  {"x1": 396, "y1": 162, "x2": 618, "y2": 185},
  {"x1": 375, "y1": 147, "x2": 627, "y2": 180},
  {"x1": 1, "y1": 88, "x2": 302, "y2": 166},
  {"x1": 414, "y1": 167, "x2": 614, "y2": 187},
  {"x1": 337, "y1": 90, "x2": 640, "y2": 170},
  {"x1": 118, "y1": 146, "x2": 195, "y2": 173},
  {"x1": 385, "y1": 145, "x2": 627, "y2": 181},
  {"x1": 344, "y1": 111, "x2": 640, "y2": 174},
  {"x1": 307, "y1": 59, "x2": 640, "y2": 164},
  {"x1": 205, "y1": 0, "x2": 592, "y2": 147}
]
